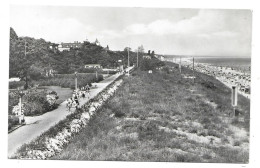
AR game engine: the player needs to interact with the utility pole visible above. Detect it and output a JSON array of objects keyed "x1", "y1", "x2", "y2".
[
  {"x1": 96, "y1": 70, "x2": 98, "y2": 81},
  {"x1": 24, "y1": 41, "x2": 28, "y2": 89},
  {"x1": 137, "y1": 48, "x2": 139, "y2": 68},
  {"x1": 25, "y1": 41, "x2": 27, "y2": 56},
  {"x1": 75, "y1": 72, "x2": 78, "y2": 90},
  {"x1": 127, "y1": 47, "x2": 130, "y2": 76},
  {"x1": 179, "y1": 57, "x2": 182, "y2": 74},
  {"x1": 193, "y1": 57, "x2": 195, "y2": 84}
]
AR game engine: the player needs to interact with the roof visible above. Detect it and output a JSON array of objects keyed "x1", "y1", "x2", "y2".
[{"x1": 60, "y1": 42, "x2": 82, "y2": 48}]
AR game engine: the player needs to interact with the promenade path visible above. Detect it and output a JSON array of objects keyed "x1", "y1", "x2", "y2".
[{"x1": 8, "y1": 71, "x2": 127, "y2": 158}]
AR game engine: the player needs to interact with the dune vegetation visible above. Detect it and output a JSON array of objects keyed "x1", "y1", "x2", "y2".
[{"x1": 52, "y1": 64, "x2": 250, "y2": 163}]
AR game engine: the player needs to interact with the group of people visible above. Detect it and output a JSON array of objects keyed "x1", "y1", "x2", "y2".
[{"x1": 66, "y1": 84, "x2": 91, "y2": 112}]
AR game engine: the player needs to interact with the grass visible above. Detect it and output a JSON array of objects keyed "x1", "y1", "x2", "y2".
[
  {"x1": 51, "y1": 65, "x2": 250, "y2": 162},
  {"x1": 32, "y1": 73, "x2": 103, "y2": 89}
]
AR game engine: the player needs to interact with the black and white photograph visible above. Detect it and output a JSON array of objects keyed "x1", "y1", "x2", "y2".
[{"x1": 2, "y1": 0, "x2": 260, "y2": 167}]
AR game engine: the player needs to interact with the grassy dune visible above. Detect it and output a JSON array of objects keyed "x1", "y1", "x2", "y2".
[{"x1": 52, "y1": 64, "x2": 250, "y2": 163}]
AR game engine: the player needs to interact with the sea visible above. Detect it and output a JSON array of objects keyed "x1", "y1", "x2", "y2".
[{"x1": 192, "y1": 57, "x2": 251, "y2": 73}]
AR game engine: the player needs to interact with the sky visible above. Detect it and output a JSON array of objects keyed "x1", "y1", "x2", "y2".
[{"x1": 10, "y1": 5, "x2": 252, "y2": 56}]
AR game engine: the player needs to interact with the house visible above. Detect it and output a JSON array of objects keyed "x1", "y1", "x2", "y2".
[
  {"x1": 143, "y1": 55, "x2": 151, "y2": 59},
  {"x1": 44, "y1": 68, "x2": 56, "y2": 77},
  {"x1": 58, "y1": 41, "x2": 82, "y2": 51},
  {"x1": 49, "y1": 43, "x2": 59, "y2": 53},
  {"x1": 152, "y1": 54, "x2": 165, "y2": 61},
  {"x1": 84, "y1": 64, "x2": 102, "y2": 69}
]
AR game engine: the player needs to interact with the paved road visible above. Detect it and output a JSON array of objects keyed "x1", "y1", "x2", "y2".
[{"x1": 8, "y1": 72, "x2": 124, "y2": 158}]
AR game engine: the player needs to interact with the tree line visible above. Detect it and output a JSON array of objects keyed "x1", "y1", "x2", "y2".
[{"x1": 9, "y1": 27, "x2": 164, "y2": 89}]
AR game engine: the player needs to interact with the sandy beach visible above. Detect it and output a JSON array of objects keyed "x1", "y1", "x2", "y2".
[{"x1": 173, "y1": 57, "x2": 251, "y2": 99}]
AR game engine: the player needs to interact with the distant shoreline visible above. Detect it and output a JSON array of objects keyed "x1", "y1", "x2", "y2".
[{"x1": 174, "y1": 58, "x2": 251, "y2": 99}]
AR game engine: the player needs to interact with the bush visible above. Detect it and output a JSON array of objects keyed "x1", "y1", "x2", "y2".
[
  {"x1": 8, "y1": 115, "x2": 19, "y2": 130},
  {"x1": 114, "y1": 110, "x2": 126, "y2": 118},
  {"x1": 161, "y1": 66, "x2": 170, "y2": 74},
  {"x1": 201, "y1": 81, "x2": 216, "y2": 90},
  {"x1": 8, "y1": 91, "x2": 60, "y2": 116},
  {"x1": 8, "y1": 92, "x2": 19, "y2": 115},
  {"x1": 140, "y1": 57, "x2": 165, "y2": 71},
  {"x1": 9, "y1": 81, "x2": 25, "y2": 89}
]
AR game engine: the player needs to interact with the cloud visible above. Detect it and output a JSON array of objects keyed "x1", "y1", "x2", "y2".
[
  {"x1": 10, "y1": 7, "x2": 251, "y2": 56},
  {"x1": 11, "y1": 11, "x2": 94, "y2": 43},
  {"x1": 123, "y1": 9, "x2": 250, "y2": 37}
]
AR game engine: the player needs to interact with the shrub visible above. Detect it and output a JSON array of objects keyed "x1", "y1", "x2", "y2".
[
  {"x1": 9, "y1": 81, "x2": 25, "y2": 89},
  {"x1": 161, "y1": 66, "x2": 170, "y2": 74},
  {"x1": 188, "y1": 127, "x2": 198, "y2": 134},
  {"x1": 8, "y1": 91, "x2": 60, "y2": 116},
  {"x1": 8, "y1": 115, "x2": 19, "y2": 130},
  {"x1": 114, "y1": 110, "x2": 126, "y2": 118},
  {"x1": 201, "y1": 81, "x2": 216, "y2": 90}
]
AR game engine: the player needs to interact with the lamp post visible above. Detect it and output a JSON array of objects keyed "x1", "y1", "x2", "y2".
[
  {"x1": 118, "y1": 60, "x2": 122, "y2": 74},
  {"x1": 17, "y1": 88, "x2": 25, "y2": 124},
  {"x1": 193, "y1": 57, "x2": 195, "y2": 84},
  {"x1": 96, "y1": 69, "x2": 98, "y2": 81},
  {"x1": 75, "y1": 71, "x2": 78, "y2": 90}
]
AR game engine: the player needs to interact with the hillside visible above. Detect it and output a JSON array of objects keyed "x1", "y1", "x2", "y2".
[
  {"x1": 51, "y1": 63, "x2": 250, "y2": 163},
  {"x1": 9, "y1": 28, "x2": 142, "y2": 82}
]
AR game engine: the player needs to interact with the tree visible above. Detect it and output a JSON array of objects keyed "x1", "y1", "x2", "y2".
[
  {"x1": 151, "y1": 51, "x2": 155, "y2": 56},
  {"x1": 140, "y1": 56, "x2": 165, "y2": 71},
  {"x1": 138, "y1": 45, "x2": 144, "y2": 54},
  {"x1": 9, "y1": 28, "x2": 54, "y2": 89},
  {"x1": 124, "y1": 47, "x2": 131, "y2": 52}
]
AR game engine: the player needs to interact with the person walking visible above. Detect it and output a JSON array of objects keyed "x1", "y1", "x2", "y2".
[
  {"x1": 74, "y1": 94, "x2": 79, "y2": 109},
  {"x1": 86, "y1": 84, "x2": 90, "y2": 98}
]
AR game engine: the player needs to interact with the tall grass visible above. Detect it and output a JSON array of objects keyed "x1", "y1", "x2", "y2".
[{"x1": 52, "y1": 66, "x2": 250, "y2": 162}]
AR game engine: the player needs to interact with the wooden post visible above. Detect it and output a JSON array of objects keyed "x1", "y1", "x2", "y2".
[{"x1": 231, "y1": 85, "x2": 238, "y2": 116}]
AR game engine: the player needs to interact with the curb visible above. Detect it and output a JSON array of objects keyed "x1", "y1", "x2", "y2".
[{"x1": 8, "y1": 123, "x2": 26, "y2": 134}]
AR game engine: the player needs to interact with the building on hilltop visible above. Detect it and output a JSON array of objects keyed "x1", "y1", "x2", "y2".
[
  {"x1": 49, "y1": 43, "x2": 59, "y2": 53},
  {"x1": 105, "y1": 45, "x2": 109, "y2": 52},
  {"x1": 155, "y1": 55, "x2": 165, "y2": 61},
  {"x1": 58, "y1": 41, "x2": 82, "y2": 51},
  {"x1": 94, "y1": 38, "x2": 100, "y2": 46},
  {"x1": 84, "y1": 64, "x2": 102, "y2": 69},
  {"x1": 143, "y1": 55, "x2": 151, "y2": 59}
]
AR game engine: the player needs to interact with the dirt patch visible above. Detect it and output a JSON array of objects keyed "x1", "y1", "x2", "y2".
[
  {"x1": 124, "y1": 117, "x2": 140, "y2": 121},
  {"x1": 203, "y1": 99, "x2": 218, "y2": 109},
  {"x1": 158, "y1": 126, "x2": 221, "y2": 145}
]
